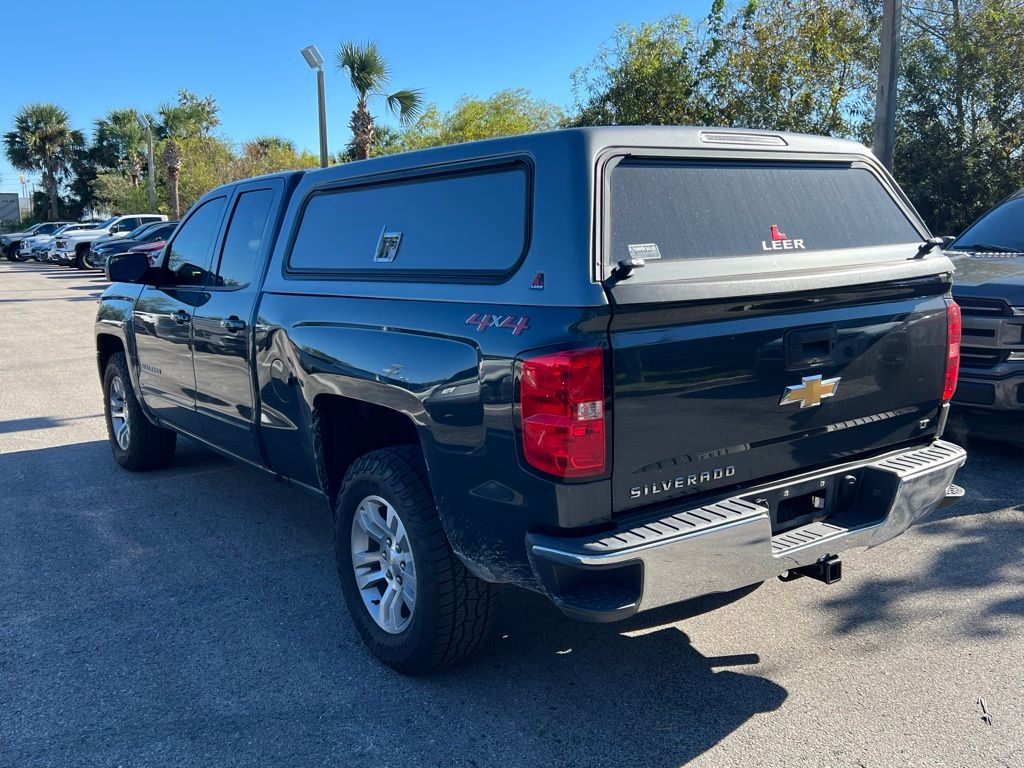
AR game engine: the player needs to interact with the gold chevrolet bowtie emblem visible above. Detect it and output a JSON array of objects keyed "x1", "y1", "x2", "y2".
[{"x1": 779, "y1": 374, "x2": 841, "y2": 409}]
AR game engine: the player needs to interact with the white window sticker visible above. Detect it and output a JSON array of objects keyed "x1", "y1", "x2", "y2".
[{"x1": 627, "y1": 243, "x2": 662, "y2": 260}]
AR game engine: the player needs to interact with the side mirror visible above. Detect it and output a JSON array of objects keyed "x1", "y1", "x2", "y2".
[
  {"x1": 941, "y1": 235, "x2": 956, "y2": 247},
  {"x1": 106, "y1": 251, "x2": 156, "y2": 284}
]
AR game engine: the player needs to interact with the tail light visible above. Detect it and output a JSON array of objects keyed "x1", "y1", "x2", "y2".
[
  {"x1": 520, "y1": 348, "x2": 607, "y2": 478},
  {"x1": 943, "y1": 300, "x2": 961, "y2": 402}
]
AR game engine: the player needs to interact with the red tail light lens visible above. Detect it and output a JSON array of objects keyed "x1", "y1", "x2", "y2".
[
  {"x1": 520, "y1": 348, "x2": 606, "y2": 478},
  {"x1": 943, "y1": 300, "x2": 961, "y2": 402}
]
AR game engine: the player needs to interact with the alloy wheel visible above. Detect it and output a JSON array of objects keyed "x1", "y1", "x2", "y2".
[
  {"x1": 108, "y1": 376, "x2": 131, "y2": 451},
  {"x1": 350, "y1": 494, "x2": 417, "y2": 634}
]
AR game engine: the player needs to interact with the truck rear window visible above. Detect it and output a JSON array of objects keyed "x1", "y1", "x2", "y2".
[
  {"x1": 289, "y1": 164, "x2": 529, "y2": 276},
  {"x1": 609, "y1": 160, "x2": 921, "y2": 264}
]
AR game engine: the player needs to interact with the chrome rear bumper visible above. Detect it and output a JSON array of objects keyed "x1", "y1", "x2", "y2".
[{"x1": 527, "y1": 440, "x2": 966, "y2": 621}]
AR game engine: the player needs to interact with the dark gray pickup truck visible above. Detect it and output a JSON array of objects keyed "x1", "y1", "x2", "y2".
[
  {"x1": 946, "y1": 189, "x2": 1024, "y2": 444},
  {"x1": 96, "y1": 126, "x2": 966, "y2": 673}
]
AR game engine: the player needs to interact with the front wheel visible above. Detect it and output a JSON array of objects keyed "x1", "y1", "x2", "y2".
[
  {"x1": 103, "y1": 352, "x2": 177, "y2": 470},
  {"x1": 334, "y1": 446, "x2": 500, "y2": 674},
  {"x1": 75, "y1": 246, "x2": 89, "y2": 269}
]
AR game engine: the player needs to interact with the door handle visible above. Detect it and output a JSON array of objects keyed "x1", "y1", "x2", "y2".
[
  {"x1": 172, "y1": 309, "x2": 191, "y2": 325},
  {"x1": 784, "y1": 325, "x2": 837, "y2": 369},
  {"x1": 222, "y1": 316, "x2": 247, "y2": 333}
]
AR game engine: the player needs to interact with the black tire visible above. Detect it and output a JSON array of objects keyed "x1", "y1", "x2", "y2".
[
  {"x1": 334, "y1": 445, "x2": 500, "y2": 674},
  {"x1": 75, "y1": 245, "x2": 89, "y2": 269},
  {"x1": 102, "y1": 352, "x2": 177, "y2": 471}
]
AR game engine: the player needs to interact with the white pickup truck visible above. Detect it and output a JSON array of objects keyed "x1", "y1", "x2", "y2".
[{"x1": 55, "y1": 214, "x2": 166, "y2": 268}]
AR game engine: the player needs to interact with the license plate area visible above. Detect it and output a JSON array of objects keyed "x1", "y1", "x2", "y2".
[{"x1": 743, "y1": 468, "x2": 876, "y2": 534}]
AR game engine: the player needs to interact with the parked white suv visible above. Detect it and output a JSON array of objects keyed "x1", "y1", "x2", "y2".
[{"x1": 55, "y1": 214, "x2": 167, "y2": 269}]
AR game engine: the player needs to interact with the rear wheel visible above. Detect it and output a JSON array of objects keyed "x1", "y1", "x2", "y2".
[
  {"x1": 103, "y1": 352, "x2": 177, "y2": 470},
  {"x1": 334, "y1": 445, "x2": 499, "y2": 674}
]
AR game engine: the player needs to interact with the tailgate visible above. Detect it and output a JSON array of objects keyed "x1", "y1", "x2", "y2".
[{"x1": 601, "y1": 154, "x2": 954, "y2": 514}]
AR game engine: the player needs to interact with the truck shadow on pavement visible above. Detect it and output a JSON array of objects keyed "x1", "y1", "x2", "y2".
[
  {"x1": 0, "y1": 437, "x2": 786, "y2": 767},
  {"x1": 0, "y1": 414, "x2": 102, "y2": 434},
  {"x1": 819, "y1": 440, "x2": 1024, "y2": 639}
]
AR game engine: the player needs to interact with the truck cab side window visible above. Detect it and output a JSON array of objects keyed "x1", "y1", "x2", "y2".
[
  {"x1": 213, "y1": 189, "x2": 274, "y2": 289},
  {"x1": 163, "y1": 197, "x2": 227, "y2": 287}
]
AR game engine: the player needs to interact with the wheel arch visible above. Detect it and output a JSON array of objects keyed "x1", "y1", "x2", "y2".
[
  {"x1": 312, "y1": 393, "x2": 426, "y2": 506},
  {"x1": 96, "y1": 332, "x2": 126, "y2": 381}
]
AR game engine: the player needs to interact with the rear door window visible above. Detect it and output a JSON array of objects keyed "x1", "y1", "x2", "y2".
[
  {"x1": 289, "y1": 163, "x2": 529, "y2": 277},
  {"x1": 609, "y1": 160, "x2": 921, "y2": 265},
  {"x1": 212, "y1": 189, "x2": 275, "y2": 289}
]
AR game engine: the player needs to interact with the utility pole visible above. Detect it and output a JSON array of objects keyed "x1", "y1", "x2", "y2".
[
  {"x1": 317, "y1": 67, "x2": 329, "y2": 168},
  {"x1": 137, "y1": 114, "x2": 157, "y2": 211},
  {"x1": 300, "y1": 45, "x2": 330, "y2": 168},
  {"x1": 873, "y1": 0, "x2": 903, "y2": 171}
]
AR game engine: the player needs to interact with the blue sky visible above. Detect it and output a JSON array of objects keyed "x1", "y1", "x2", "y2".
[{"x1": 0, "y1": 0, "x2": 707, "y2": 195}]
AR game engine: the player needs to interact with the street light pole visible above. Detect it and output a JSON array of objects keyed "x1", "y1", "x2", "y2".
[
  {"x1": 301, "y1": 45, "x2": 329, "y2": 168},
  {"x1": 873, "y1": 0, "x2": 903, "y2": 172},
  {"x1": 138, "y1": 114, "x2": 157, "y2": 210}
]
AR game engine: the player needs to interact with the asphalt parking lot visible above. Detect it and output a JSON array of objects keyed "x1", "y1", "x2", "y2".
[{"x1": 0, "y1": 260, "x2": 1021, "y2": 768}]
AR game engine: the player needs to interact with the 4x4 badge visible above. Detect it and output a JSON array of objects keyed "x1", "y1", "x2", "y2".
[
  {"x1": 779, "y1": 374, "x2": 840, "y2": 408},
  {"x1": 466, "y1": 313, "x2": 530, "y2": 336}
]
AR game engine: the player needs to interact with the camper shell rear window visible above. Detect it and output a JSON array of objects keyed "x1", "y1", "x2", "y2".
[{"x1": 608, "y1": 159, "x2": 922, "y2": 268}]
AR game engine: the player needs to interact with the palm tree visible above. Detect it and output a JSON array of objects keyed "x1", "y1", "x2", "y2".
[
  {"x1": 155, "y1": 91, "x2": 220, "y2": 218},
  {"x1": 335, "y1": 41, "x2": 423, "y2": 160},
  {"x1": 3, "y1": 103, "x2": 84, "y2": 220},
  {"x1": 244, "y1": 136, "x2": 297, "y2": 159},
  {"x1": 162, "y1": 140, "x2": 182, "y2": 219},
  {"x1": 94, "y1": 108, "x2": 147, "y2": 187}
]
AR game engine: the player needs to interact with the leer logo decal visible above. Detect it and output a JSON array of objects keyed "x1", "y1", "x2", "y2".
[
  {"x1": 761, "y1": 224, "x2": 805, "y2": 252},
  {"x1": 779, "y1": 374, "x2": 841, "y2": 409},
  {"x1": 466, "y1": 313, "x2": 530, "y2": 336}
]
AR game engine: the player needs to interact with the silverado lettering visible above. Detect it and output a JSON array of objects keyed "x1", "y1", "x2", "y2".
[{"x1": 630, "y1": 465, "x2": 737, "y2": 499}]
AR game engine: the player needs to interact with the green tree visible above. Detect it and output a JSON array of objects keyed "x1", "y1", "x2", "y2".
[
  {"x1": 335, "y1": 41, "x2": 423, "y2": 160},
  {"x1": 894, "y1": 0, "x2": 1024, "y2": 234},
  {"x1": 155, "y1": 90, "x2": 221, "y2": 217},
  {"x1": 570, "y1": 1, "x2": 875, "y2": 137},
  {"x1": 236, "y1": 135, "x2": 320, "y2": 176},
  {"x1": 93, "y1": 171, "x2": 149, "y2": 214},
  {"x1": 390, "y1": 89, "x2": 564, "y2": 153},
  {"x1": 3, "y1": 103, "x2": 85, "y2": 220},
  {"x1": 94, "y1": 108, "x2": 147, "y2": 186},
  {"x1": 66, "y1": 145, "x2": 99, "y2": 219},
  {"x1": 159, "y1": 136, "x2": 236, "y2": 216}
]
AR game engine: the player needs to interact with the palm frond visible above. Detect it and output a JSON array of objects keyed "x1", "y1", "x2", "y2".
[
  {"x1": 3, "y1": 102, "x2": 81, "y2": 173},
  {"x1": 386, "y1": 89, "x2": 425, "y2": 125},
  {"x1": 336, "y1": 41, "x2": 390, "y2": 97}
]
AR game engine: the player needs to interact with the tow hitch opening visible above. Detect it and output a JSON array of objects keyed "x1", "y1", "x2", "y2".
[{"x1": 779, "y1": 555, "x2": 843, "y2": 585}]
